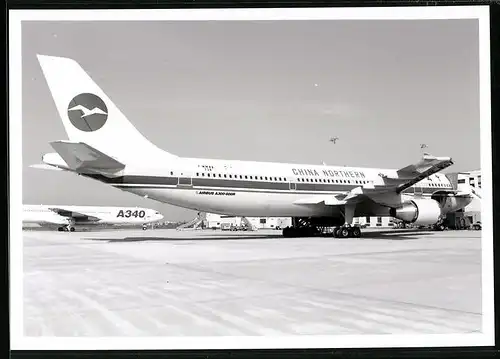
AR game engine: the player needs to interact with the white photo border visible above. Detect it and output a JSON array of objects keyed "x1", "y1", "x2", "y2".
[{"x1": 9, "y1": 5, "x2": 494, "y2": 350}]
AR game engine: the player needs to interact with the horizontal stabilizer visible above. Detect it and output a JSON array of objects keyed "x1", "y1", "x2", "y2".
[
  {"x1": 49, "y1": 141, "x2": 125, "y2": 175},
  {"x1": 29, "y1": 163, "x2": 64, "y2": 171}
]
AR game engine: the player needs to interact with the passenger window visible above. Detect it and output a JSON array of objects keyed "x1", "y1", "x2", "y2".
[
  {"x1": 170, "y1": 171, "x2": 173, "y2": 175},
  {"x1": 245, "y1": 176, "x2": 248, "y2": 179},
  {"x1": 218, "y1": 174, "x2": 222, "y2": 178},
  {"x1": 224, "y1": 174, "x2": 227, "y2": 178}
]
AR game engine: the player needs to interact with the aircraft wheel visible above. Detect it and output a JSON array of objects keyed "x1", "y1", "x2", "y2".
[
  {"x1": 340, "y1": 228, "x2": 350, "y2": 238},
  {"x1": 352, "y1": 227, "x2": 361, "y2": 238},
  {"x1": 57, "y1": 227, "x2": 64, "y2": 232},
  {"x1": 69, "y1": 227, "x2": 75, "y2": 232}
]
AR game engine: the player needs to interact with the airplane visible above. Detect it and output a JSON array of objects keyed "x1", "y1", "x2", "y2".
[
  {"x1": 23, "y1": 204, "x2": 164, "y2": 232},
  {"x1": 31, "y1": 55, "x2": 474, "y2": 238}
]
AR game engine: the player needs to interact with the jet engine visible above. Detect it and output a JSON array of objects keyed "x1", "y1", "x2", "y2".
[
  {"x1": 389, "y1": 199, "x2": 441, "y2": 226},
  {"x1": 431, "y1": 191, "x2": 473, "y2": 214}
]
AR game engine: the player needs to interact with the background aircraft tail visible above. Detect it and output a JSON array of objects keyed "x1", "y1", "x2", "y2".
[{"x1": 37, "y1": 54, "x2": 178, "y2": 163}]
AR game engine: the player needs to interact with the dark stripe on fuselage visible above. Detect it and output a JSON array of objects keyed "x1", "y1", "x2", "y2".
[
  {"x1": 82, "y1": 173, "x2": 451, "y2": 194},
  {"x1": 193, "y1": 178, "x2": 290, "y2": 190},
  {"x1": 83, "y1": 174, "x2": 179, "y2": 185},
  {"x1": 296, "y1": 183, "x2": 354, "y2": 192}
]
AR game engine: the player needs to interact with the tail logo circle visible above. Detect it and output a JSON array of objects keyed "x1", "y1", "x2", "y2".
[{"x1": 67, "y1": 93, "x2": 108, "y2": 132}]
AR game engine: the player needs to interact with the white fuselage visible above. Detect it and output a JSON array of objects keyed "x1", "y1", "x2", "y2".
[
  {"x1": 35, "y1": 54, "x2": 473, "y2": 226},
  {"x1": 89, "y1": 156, "x2": 465, "y2": 219},
  {"x1": 22, "y1": 205, "x2": 163, "y2": 227}
]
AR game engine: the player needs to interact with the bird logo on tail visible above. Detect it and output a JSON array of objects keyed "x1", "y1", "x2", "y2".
[{"x1": 67, "y1": 93, "x2": 108, "y2": 132}]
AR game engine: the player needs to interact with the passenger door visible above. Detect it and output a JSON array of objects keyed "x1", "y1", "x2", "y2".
[{"x1": 177, "y1": 172, "x2": 193, "y2": 187}]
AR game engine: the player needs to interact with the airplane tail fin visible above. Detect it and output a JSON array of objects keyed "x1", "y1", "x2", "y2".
[{"x1": 36, "y1": 55, "x2": 178, "y2": 163}]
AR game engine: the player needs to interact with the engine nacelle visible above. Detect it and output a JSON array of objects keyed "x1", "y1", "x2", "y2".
[
  {"x1": 390, "y1": 199, "x2": 441, "y2": 225},
  {"x1": 431, "y1": 191, "x2": 474, "y2": 214}
]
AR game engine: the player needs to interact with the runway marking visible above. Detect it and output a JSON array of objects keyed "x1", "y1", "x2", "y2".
[
  {"x1": 164, "y1": 261, "x2": 481, "y2": 317},
  {"x1": 23, "y1": 230, "x2": 482, "y2": 336},
  {"x1": 60, "y1": 289, "x2": 144, "y2": 336}
]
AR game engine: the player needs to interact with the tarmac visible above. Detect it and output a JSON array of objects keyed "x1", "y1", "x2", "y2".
[{"x1": 23, "y1": 228, "x2": 482, "y2": 336}]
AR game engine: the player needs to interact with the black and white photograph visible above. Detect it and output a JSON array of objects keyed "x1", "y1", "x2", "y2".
[{"x1": 9, "y1": 6, "x2": 494, "y2": 350}]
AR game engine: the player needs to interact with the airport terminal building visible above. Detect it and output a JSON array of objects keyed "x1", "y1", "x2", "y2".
[{"x1": 445, "y1": 170, "x2": 482, "y2": 226}]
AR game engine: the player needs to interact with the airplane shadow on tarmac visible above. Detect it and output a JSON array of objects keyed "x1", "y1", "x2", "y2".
[
  {"x1": 81, "y1": 234, "x2": 284, "y2": 243},
  {"x1": 358, "y1": 229, "x2": 438, "y2": 240},
  {"x1": 81, "y1": 229, "x2": 438, "y2": 243}
]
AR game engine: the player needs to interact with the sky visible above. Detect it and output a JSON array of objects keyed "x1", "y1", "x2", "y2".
[{"x1": 21, "y1": 19, "x2": 481, "y2": 221}]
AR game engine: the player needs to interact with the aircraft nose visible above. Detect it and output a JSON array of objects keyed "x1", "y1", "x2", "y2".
[{"x1": 148, "y1": 211, "x2": 163, "y2": 221}]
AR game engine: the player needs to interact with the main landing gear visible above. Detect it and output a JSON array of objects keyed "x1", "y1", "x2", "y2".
[
  {"x1": 282, "y1": 224, "x2": 362, "y2": 238},
  {"x1": 283, "y1": 204, "x2": 362, "y2": 238},
  {"x1": 57, "y1": 225, "x2": 75, "y2": 232},
  {"x1": 332, "y1": 225, "x2": 361, "y2": 238},
  {"x1": 281, "y1": 216, "x2": 363, "y2": 238}
]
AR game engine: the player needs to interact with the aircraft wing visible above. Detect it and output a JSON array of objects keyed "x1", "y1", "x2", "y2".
[
  {"x1": 293, "y1": 190, "x2": 371, "y2": 207},
  {"x1": 294, "y1": 154, "x2": 454, "y2": 208},
  {"x1": 47, "y1": 207, "x2": 101, "y2": 222},
  {"x1": 382, "y1": 154, "x2": 454, "y2": 193}
]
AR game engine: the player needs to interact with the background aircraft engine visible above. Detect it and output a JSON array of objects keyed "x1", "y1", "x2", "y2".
[{"x1": 390, "y1": 199, "x2": 441, "y2": 225}]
